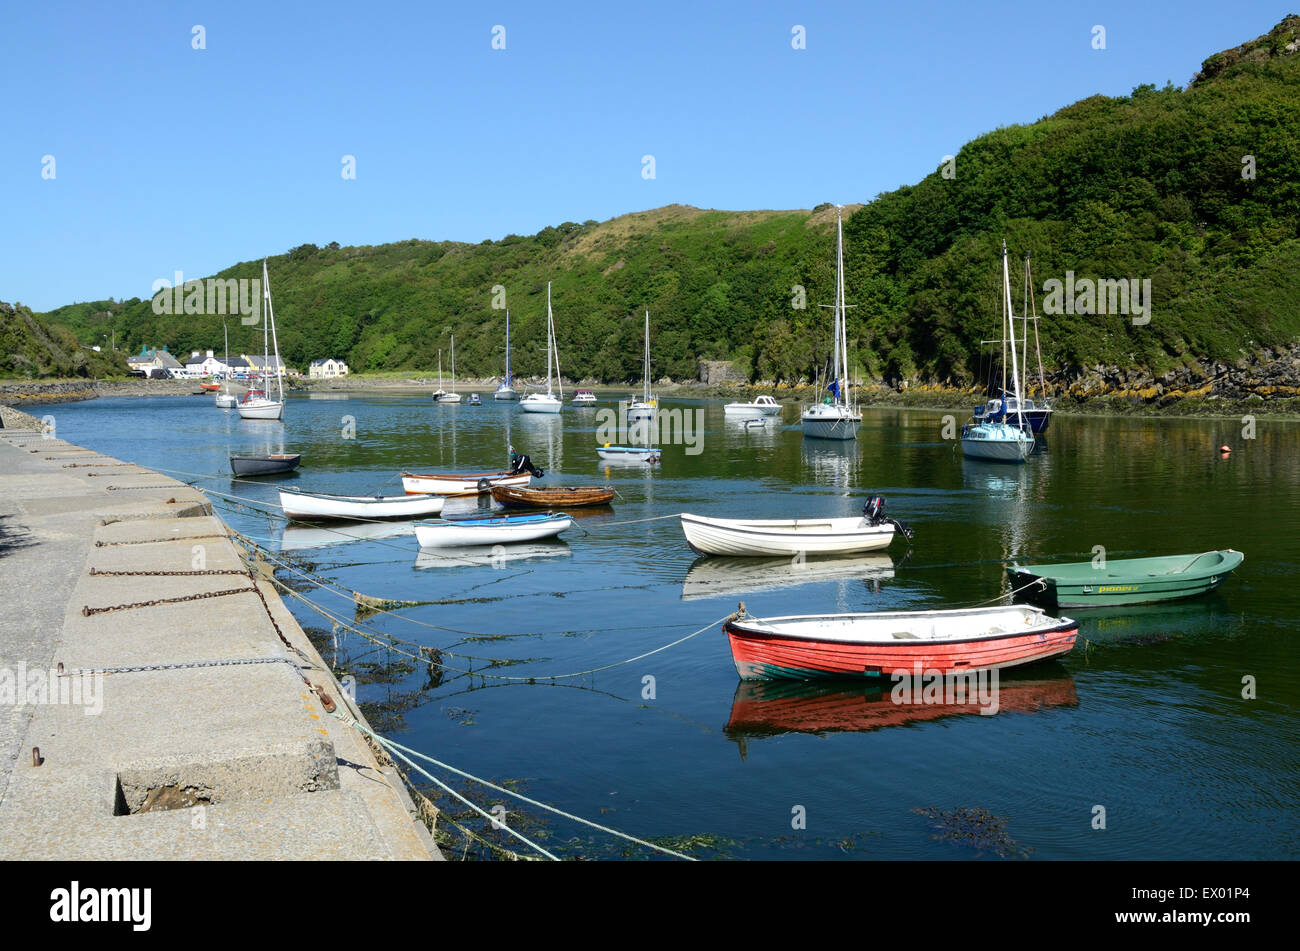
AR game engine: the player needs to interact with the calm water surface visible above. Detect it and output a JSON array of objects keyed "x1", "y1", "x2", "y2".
[{"x1": 45, "y1": 393, "x2": 1300, "y2": 859}]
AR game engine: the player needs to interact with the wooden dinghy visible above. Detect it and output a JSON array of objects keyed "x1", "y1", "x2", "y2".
[
  {"x1": 230, "y1": 453, "x2": 301, "y2": 476},
  {"x1": 414, "y1": 511, "x2": 572, "y2": 548},
  {"x1": 1007, "y1": 549, "x2": 1244, "y2": 608},
  {"x1": 723, "y1": 604, "x2": 1077, "y2": 680},
  {"x1": 279, "y1": 489, "x2": 444, "y2": 520},
  {"x1": 491, "y1": 484, "x2": 614, "y2": 508}
]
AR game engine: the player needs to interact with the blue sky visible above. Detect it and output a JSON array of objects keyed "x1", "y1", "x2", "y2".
[{"x1": 1, "y1": 1, "x2": 1288, "y2": 311}]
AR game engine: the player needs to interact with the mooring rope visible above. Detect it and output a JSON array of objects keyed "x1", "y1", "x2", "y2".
[
  {"x1": 332, "y1": 711, "x2": 696, "y2": 861},
  {"x1": 373, "y1": 732, "x2": 560, "y2": 861}
]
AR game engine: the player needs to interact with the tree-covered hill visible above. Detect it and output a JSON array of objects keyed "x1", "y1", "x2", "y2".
[
  {"x1": 1, "y1": 302, "x2": 126, "y2": 379},
  {"x1": 33, "y1": 16, "x2": 1300, "y2": 391}
]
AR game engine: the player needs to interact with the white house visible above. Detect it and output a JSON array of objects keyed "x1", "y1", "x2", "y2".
[
  {"x1": 127, "y1": 347, "x2": 184, "y2": 378},
  {"x1": 309, "y1": 358, "x2": 350, "y2": 379},
  {"x1": 183, "y1": 350, "x2": 229, "y2": 378}
]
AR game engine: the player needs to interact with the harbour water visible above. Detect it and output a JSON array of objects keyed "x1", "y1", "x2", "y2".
[{"x1": 41, "y1": 393, "x2": 1300, "y2": 859}]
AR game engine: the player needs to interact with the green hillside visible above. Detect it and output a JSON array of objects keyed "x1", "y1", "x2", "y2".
[
  {"x1": 34, "y1": 16, "x2": 1300, "y2": 390},
  {"x1": 0, "y1": 302, "x2": 127, "y2": 379}
]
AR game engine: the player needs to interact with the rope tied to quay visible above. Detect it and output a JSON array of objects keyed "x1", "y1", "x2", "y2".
[{"x1": 331, "y1": 711, "x2": 698, "y2": 862}]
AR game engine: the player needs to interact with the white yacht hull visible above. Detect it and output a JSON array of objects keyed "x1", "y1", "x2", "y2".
[
  {"x1": 237, "y1": 399, "x2": 284, "y2": 420},
  {"x1": 520, "y1": 395, "x2": 563, "y2": 414},
  {"x1": 800, "y1": 405, "x2": 860, "y2": 440}
]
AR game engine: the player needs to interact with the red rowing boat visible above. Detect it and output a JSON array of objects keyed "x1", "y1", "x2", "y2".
[{"x1": 723, "y1": 604, "x2": 1077, "y2": 680}]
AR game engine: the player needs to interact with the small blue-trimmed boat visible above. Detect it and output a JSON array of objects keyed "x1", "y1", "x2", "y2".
[
  {"x1": 414, "y1": 511, "x2": 572, "y2": 548},
  {"x1": 596, "y1": 445, "x2": 661, "y2": 464}
]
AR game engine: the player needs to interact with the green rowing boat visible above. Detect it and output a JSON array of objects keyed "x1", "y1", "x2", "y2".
[{"x1": 1008, "y1": 550, "x2": 1244, "y2": 608}]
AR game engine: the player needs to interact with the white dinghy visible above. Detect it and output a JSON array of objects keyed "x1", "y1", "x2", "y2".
[
  {"x1": 414, "y1": 511, "x2": 572, "y2": 548},
  {"x1": 279, "y1": 489, "x2": 445, "y2": 520},
  {"x1": 680, "y1": 495, "x2": 912, "y2": 557}
]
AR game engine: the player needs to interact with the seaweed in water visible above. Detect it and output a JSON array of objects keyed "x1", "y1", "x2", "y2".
[{"x1": 912, "y1": 806, "x2": 1033, "y2": 859}]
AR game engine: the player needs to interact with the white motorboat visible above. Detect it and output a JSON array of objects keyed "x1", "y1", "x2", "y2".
[
  {"x1": 572, "y1": 388, "x2": 597, "y2": 404},
  {"x1": 961, "y1": 241, "x2": 1034, "y2": 463},
  {"x1": 237, "y1": 260, "x2": 285, "y2": 421},
  {"x1": 414, "y1": 512, "x2": 572, "y2": 548},
  {"x1": 521, "y1": 282, "x2": 565, "y2": 415},
  {"x1": 801, "y1": 208, "x2": 860, "y2": 441},
  {"x1": 724, "y1": 395, "x2": 781, "y2": 417},
  {"x1": 401, "y1": 470, "x2": 533, "y2": 496},
  {"x1": 596, "y1": 445, "x2": 661, "y2": 464},
  {"x1": 279, "y1": 489, "x2": 445, "y2": 520}
]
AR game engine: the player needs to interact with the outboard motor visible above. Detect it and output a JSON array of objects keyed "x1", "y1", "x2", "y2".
[
  {"x1": 509, "y1": 451, "x2": 544, "y2": 478},
  {"x1": 862, "y1": 495, "x2": 885, "y2": 524},
  {"x1": 862, "y1": 493, "x2": 914, "y2": 540}
]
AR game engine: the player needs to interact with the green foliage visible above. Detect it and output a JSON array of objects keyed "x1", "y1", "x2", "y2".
[{"x1": 0, "y1": 302, "x2": 128, "y2": 378}]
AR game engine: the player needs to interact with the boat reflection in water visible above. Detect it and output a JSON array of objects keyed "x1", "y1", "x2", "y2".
[
  {"x1": 279, "y1": 520, "x2": 416, "y2": 552},
  {"x1": 800, "y1": 438, "x2": 859, "y2": 490},
  {"x1": 414, "y1": 542, "x2": 572, "y2": 570},
  {"x1": 1068, "y1": 595, "x2": 1230, "y2": 645},
  {"x1": 681, "y1": 553, "x2": 894, "y2": 602},
  {"x1": 724, "y1": 671, "x2": 1077, "y2": 757}
]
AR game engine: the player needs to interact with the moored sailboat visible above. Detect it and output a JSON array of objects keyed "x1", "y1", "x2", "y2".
[
  {"x1": 520, "y1": 282, "x2": 564, "y2": 414},
  {"x1": 237, "y1": 261, "x2": 286, "y2": 421},
  {"x1": 494, "y1": 309, "x2": 519, "y2": 400},
  {"x1": 626, "y1": 310, "x2": 657, "y2": 424},
  {"x1": 802, "y1": 207, "x2": 860, "y2": 440},
  {"x1": 961, "y1": 241, "x2": 1034, "y2": 462}
]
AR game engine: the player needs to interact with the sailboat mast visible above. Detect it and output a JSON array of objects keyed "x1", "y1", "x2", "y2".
[
  {"x1": 545, "y1": 282, "x2": 554, "y2": 395},
  {"x1": 643, "y1": 310, "x2": 651, "y2": 401},
  {"x1": 451, "y1": 335, "x2": 456, "y2": 394},
  {"x1": 263, "y1": 261, "x2": 283, "y2": 404},
  {"x1": 1001, "y1": 241, "x2": 1025, "y2": 428},
  {"x1": 832, "y1": 211, "x2": 844, "y2": 405},
  {"x1": 1027, "y1": 253, "x2": 1047, "y2": 398},
  {"x1": 505, "y1": 309, "x2": 511, "y2": 381},
  {"x1": 836, "y1": 208, "x2": 851, "y2": 408}
]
